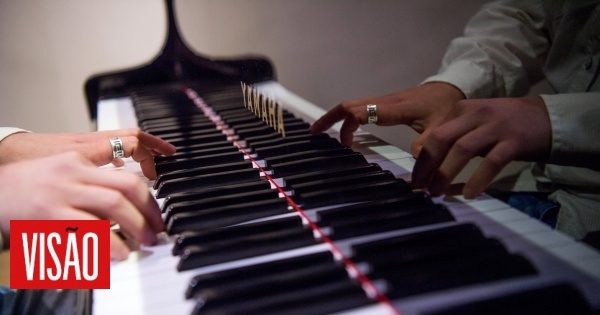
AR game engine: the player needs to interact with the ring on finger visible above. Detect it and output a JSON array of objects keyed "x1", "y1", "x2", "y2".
[
  {"x1": 109, "y1": 137, "x2": 125, "y2": 159},
  {"x1": 366, "y1": 104, "x2": 378, "y2": 124}
]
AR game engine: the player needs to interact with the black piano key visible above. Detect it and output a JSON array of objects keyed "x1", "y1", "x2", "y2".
[
  {"x1": 212, "y1": 105, "x2": 250, "y2": 114},
  {"x1": 234, "y1": 124, "x2": 280, "y2": 138},
  {"x1": 155, "y1": 151, "x2": 245, "y2": 175},
  {"x1": 156, "y1": 168, "x2": 260, "y2": 198},
  {"x1": 156, "y1": 129, "x2": 224, "y2": 141},
  {"x1": 382, "y1": 253, "x2": 537, "y2": 299},
  {"x1": 172, "y1": 216, "x2": 304, "y2": 255},
  {"x1": 282, "y1": 163, "x2": 381, "y2": 187},
  {"x1": 232, "y1": 112, "x2": 296, "y2": 122},
  {"x1": 241, "y1": 129, "x2": 310, "y2": 146},
  {"x1": 229, "y1": 119, "x2": 273, "y2": 130},
  {"x1": 166, "y1": 198, "x2": 289, "y2": 235},
  {"x1": 193, "y1": 278, "x2": 370, "y2": 315},
  {"x1": 144, "y1": 121, "x2": 216, "y2": 135},
  {"x1": 164, "y1": 186, "x2": 279, "y2": 221},
  {"x1": 361, "y1": 234, "x2": 510, "y2": 278},
  {"x1": 297, "y1": 179, "x2": 412, "y2": 209},
  {"x1": 217, "y1": 107, "x2": 256, "y2": 116},
  {"x1": 316, "y1": 193, "x2": 430, "y2": 226},
  {"x1": 428, "y1": 283, "x2": 595, "y2": 315},
  {"x1": 177, "y1": 227, "x2": 317, "y2": 270},
  {"x1": 244, "y1": 131, "x2": 332, "y2": 151},
  {"x1": 154, "y1": 145, "x2": 238, "y2": 163},
  {"x1": 136, "y1": 108, "x2": 202, "y2": 121},
  {"x1": 191, "y1": 263, "x2": 351, "y2": 307},
  {"x1": 250, "y1": 285, "x2": 371, "y2": 315},
  {"x1": 161, "y1": 179, "x2": 270, "y2": 212},
  {"x1": 289, "y1": 170, "x2": 396, "y2": 196},
  {"x1": 351, "y1": 224, "x2": 536, "y2": 299},
  {"x1": 351, "y1": 223, "x2": 485, "y2": 262},
  {"x1": 140, "y1": 116, "x2": 211, "y2": 130},
  {"x1": 190, "y1": 260, "x2": 346, "y2": 300},
  {"x1": 147, "y1": 127, "x2": 223, "y2": 140},
  {"x1": 282, "y1": 121, "x2": 310, "y2": 131},
  {"x1": 185, "y1": 251, "x2": 336, "y2": 299},
  {"x1": 327, "y1": 204, "x2": 454, "y2": 240},
  {"x1": 368, "y1": 238, "x2": 508, "y2": 270},
  {"x1": 154, "y1": 160, "x2": 252, "y2": 190},
  {"x1": 163, "y1": 133, "x2": 228, "y2": 148},
  {"x1": 136, "y1": 109, "x2": 202, "y2": 123},
  {"x1": 158, "y1": 130, "x2": 224, "y2": 143},
  {"x1": 225, "y1": 114, "x2": 271, "y2": 126},
  {"x1": 263, "y1": 147, "x2": 351, "y2": 168},
  {"x1": 235, "y1": 122, "x2": 308, "y2": 139},
  {"x1": 172, "y1": 141, "x2": 235, "y2": 155},
  {"x1": 221, "y1": 108, "x2": 285, "y2": 121},
  {"x1": 270, "y1": 153, "x2": 368, "y2": 178},
  {"x1": 255, "y1": 139, "x2": 343, "y2": 160}
]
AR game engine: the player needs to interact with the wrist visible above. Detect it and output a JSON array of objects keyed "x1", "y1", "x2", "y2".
[
  {"x1": 0, "y1": 132, "x2": 28, "y2": 165},
  {"x1": 420, "y1": 81, "x2": 466, "y2": 102}
]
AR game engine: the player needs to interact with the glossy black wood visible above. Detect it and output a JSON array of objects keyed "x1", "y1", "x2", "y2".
[{"x1": 84, "y1": 0, "x2": 274, "y2": 120}]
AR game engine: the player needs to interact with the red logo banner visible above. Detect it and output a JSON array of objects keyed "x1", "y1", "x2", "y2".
[{"x1": 10, "y1": 220, "x2": 110, "y2": 289}]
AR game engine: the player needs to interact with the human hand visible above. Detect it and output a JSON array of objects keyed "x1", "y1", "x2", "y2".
[
  {"x1": 0, "y1": 152, "x2": 163, "y2": 260},
  {"x1": 411, "y1": 96, "x2": 552, "y2": 198},
  {"x1": 0, "y1": 128, "x2": 176, "y2": 179},
  {"x1": 309, "y1": 82, "x2": 465, "y2": 153}
]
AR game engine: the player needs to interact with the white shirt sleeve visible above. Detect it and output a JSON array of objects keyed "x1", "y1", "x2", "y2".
[
  {"x1": 0, "y1": 127, "x2": 31, "y2": 250},
  {"x1": 541, "y1": 92, "x2": 600, "y2": 170},
  {"x1": 421, "y1": 0, "x2": 548, "y2": 99},
  {"x1": 0, "y1": 127, "x2": 31, "y2": 143}
]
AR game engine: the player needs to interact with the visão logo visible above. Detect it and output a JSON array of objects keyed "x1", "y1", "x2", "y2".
[{"x1": 10, "y1": 220, "x2": 110, "y2": 289}]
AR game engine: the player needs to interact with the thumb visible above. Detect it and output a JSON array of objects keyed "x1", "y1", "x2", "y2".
[{"x1": 111, "y1": 158, "x2": 125, "y2": 167}]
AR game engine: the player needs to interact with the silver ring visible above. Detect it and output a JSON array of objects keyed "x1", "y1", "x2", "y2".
[
  {"x1": 109, "y1": 137, "x2": 124, "y2": 159},
  {"x1": 366, "y1": 104, "x2": 378, "y2": 124}
]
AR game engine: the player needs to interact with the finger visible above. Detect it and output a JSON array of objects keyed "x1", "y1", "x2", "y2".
[
  {"x1": 428, "y1": 126, "x2": 496, "y2": 196},
  {"x1": 411, "y1": 129, "x2": 431, "y2": 158},
  {"x1": 339, "y1": 115, "x2": 360, "y2": 146},
  {"x1": 132, "y1": 129, "x2": 176, "y2": 156},
  {"x1": 110, "y1": 232, "x2": 130, "y2": 261},
  {"x1": 411, "y1": 116, "x2": 478, "y2": 190},
  {"x1": 111, "y1": 158, "x2": 125, "y2": 167},
  {"x1": 463, "y1": 141, "x2": 515, "y2": 199},
  {"x1": 77, "y1": 168, "x2": 163, "y2": 234},
  {"x1": 119, "y1": 136, "x2": 158, "y2": 179},
  {"x1": 139, "y1": 157, "x2": 158, "y2": 180},
  {"x1": 309, "y1": 104, "x2": 353, "y2": 135},
  {"x1": 45, "y1": 206, "x2": 130, "y2": 261},
  {"x1": 106, "y1": 129, "x2": 176, "y2": 156},
  {"x1": 66, "y1": 182, "x2": 159, "y2": 246}
]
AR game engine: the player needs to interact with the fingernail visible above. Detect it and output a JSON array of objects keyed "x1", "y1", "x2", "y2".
[
  {"x1": 144, "y1": 230, "x2": 158, "y2": 246},
  {"x1": 463, "y1": 187, "x2": 476, "y2": 199},
  {"x1": 113, "y1": 248, "x2": 130, "y2": 261}
]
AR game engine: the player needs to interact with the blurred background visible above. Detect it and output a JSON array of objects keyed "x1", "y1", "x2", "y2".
[{"x1": 0, "y1": 0, "x2": 493, "y2": 153}]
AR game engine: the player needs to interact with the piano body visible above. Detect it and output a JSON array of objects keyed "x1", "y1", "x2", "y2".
[{"x1": 88, "y1": 1, "x2": 600, "y2": 314}]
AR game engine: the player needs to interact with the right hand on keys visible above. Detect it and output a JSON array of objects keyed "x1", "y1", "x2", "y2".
[
  {"x1": 310, "y1": 82, "x2": 552, "y2": 199},
  {"x1": 0, "y1": 152, "x2": 164, "y2": 260}
]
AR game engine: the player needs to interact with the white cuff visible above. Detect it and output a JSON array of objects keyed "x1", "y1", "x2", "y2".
[{"x1": 0, "y1": 127, "x2": 31, "y2": 143}]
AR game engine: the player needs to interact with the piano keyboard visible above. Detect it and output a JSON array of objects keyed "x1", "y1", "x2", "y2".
[{"x1": 94, "y1": 81, "x2": 600, "y2": 315}]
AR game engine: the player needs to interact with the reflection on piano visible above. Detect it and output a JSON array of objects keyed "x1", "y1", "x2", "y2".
[{"x1": 88, "y1": 1, "x2": 600, "y2": 314}]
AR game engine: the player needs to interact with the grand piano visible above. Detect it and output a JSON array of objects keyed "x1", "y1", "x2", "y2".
[{"x1": 86, "y1": 1, "x2": 600, "y2": 314}]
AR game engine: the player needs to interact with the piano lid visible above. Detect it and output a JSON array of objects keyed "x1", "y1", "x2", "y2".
[{"x1": 84, "y1": 0, "x2": 276, "y2": 121}]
